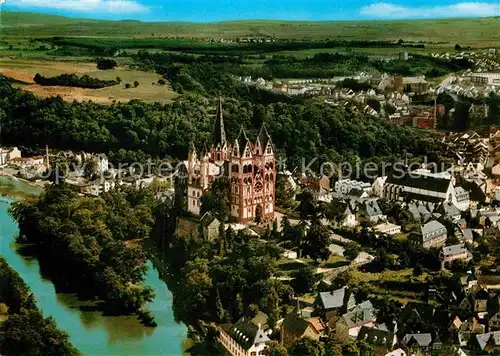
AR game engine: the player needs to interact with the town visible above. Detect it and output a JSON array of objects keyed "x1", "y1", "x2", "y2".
[{"x1": 1, "y1": 6, "x2": 500, "y2": 356}]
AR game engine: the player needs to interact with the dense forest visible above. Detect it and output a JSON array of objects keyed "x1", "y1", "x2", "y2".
[
  {"x1": 0, "y1": 75, "x2": 437, "y2": 170},
  {"x1": 46, "y1": 37, "x2": 427, "y2": 57},
  {"x1": 9, "y1": 184, "x2": 158, "y2": 316},
  {"x1": 33, "y1": 73, "x2": 119, "y2": 89},
  {"x1": 133, "y1": 50, "x2": 473, "y2": 85},
  {"x1": 0, "y1": 256, "x2": 79, "y2": 355}
]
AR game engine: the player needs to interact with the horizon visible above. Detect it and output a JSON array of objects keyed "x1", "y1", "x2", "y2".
[{"x1": 1, "y1": 1, "x2": 500, "y2": 22}]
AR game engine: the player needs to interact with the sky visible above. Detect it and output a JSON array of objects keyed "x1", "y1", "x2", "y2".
[{"x1": 1, "y1": 0, "x2": 500, "y2": 22}]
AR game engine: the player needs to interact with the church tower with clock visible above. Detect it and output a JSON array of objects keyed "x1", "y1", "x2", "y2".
[{"x1": 186, "y1": 98, "x2": 275, "y2": 223}]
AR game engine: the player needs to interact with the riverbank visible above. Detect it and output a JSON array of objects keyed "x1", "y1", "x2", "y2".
[
  {"x1": 0, "y1": 181, "x2": 188, "y2": 355},
  {"x1": 0, "y1": 175, "x2": 44, "y2": 200}
]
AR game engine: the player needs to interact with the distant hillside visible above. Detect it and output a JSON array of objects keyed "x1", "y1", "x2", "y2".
[
  {"x1": 2, "y1": 11, "x2": 500, "y2": 46},
  {"x1": 0, "y1": 11, "x2": 91, "y2": 27}
]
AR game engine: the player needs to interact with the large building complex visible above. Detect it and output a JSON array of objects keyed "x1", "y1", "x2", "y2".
[{"x1": 184, "y1": 99, "x2": 275, "y2": 223}]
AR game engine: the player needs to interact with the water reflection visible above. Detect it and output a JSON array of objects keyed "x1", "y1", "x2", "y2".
[{"x1": 0, "y1": 183, "x2": 187, "y2": 355}]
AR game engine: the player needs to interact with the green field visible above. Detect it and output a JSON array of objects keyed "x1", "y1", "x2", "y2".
[
  {"x1": 0, "y1": 59, "x2": 177, "y2": 104},
  {"x1": 2, "y1": 11, "x2": 500, "y2": 46}
]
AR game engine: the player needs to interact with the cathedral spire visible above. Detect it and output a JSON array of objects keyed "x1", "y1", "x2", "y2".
[
  {"x1": 213, "y1": 96, "x2": 226, "y2": 148},
  {"x1": 257, "y1": 123, "x2": 272, "y2": 150}
]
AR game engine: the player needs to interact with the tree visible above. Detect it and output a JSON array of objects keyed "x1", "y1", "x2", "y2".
[
  {"x1": 276, "y1": 174, "x2": 297, "y2": 209},
  {"x1": 298, "y1": 191, "x2": 317, "y2": 221},
  {"x1": 344, "y1": 242, "x2": 360, "y2": 261},
  {"x1": 125, "y1": 83, "x2": 131, "y2": 89},
  {"x1": 453, "y1": 100, "x2": 471, "y2": 131},
  {"x1": 367, "y1": 98, "x2": 381, "y2": 112},
  {"x1": 455, "y1": 44, "x2": 462, "y2": 51},
  {"x1": 219, "y1": 222, "x2": 226, "y2": 256},
  {"x1": 225, "y1": 226, "x2": 235, "y2": 250},
  {"x1": 134, "y1": 81, "x2": 140, "y2": 88},
  {"x1": 96, "y1": 58, "x2": 118, "y2": 70},
  {"x1": 289, "y1": 338, "x2": 325, "y2": 356},
  {"x1": 200, "y1": 179, "x2": 230, "y2": 222},
  {"x1": 176, "y1": 258, "x2": 213, "y2": 324},
  {"x1": 255, "y1": 204, "x2": 263, "y2": 224},
  {"x1": 291, "y1": 266, "x2": 317, "y2": 295},
  {"x1": 302, "y1": 220, "x2": 331, "y2": 262},
  {"x1": 116, "y1": 76, "x2": 122, "y2": 83},
  {"x1": 267, "y1": 341, "x2": 288, "y2": 356},
  {"x1": 158, "y1": 79, "x2": 166, "y2": 85}
]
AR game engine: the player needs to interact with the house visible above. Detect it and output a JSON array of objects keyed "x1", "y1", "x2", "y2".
[
  {"x1": 382, "y1": 171, "x2": 455, "y2": 204},
  {"x1": 476, "y1": 331, "x2": 500, "y2": 352},
  {"x1": 397, "y1": 303, "x2": 440, "y2": 337},
  {"x1": 457, "y1": 218, "x2": 467, "y2": 229},
  {"x1": 217, "y1": 311, "x2": 272, "y2": 356},
  {"x1": 335, "y1": 301, "x2": 376, "y2": 340},
  {"x1": 407, "y1": 202, "x2": 422, "y2": 221},
  {"x1": 489, "y1": 312, "x2": 500, "y2": 331},
  {"x1": 315, "y1": 287, "x2": 356, "y2": 323},
  {"x1": 10, "y1": 156, "x2": 45, "y2": 169},
  {"x1": 459, "y1": 273, "x2": 478, "y2": 292},
  {"x1": 401, "y1": 333, "x2": 432, "y2": 353},
  {"x1": 472, "y1": 287, "x2": 491, "y2": 313},
  {"x1": 372, "y1": 176, "x2": 388, "y2": 198},
  {"x1": 94, "y1": 154, "x2": 109, "y2": 174},
  {"x1": 441, "y1": 244, "x2": 472, "y2": 265},
  {"x1": 449, "y1": 316, "x2": 463, "y2": 334},
  {"x1": 454, "y1": 187, "x2": 470, "y2": 211},
  {"x1": 357, "y1": 326, "x2": 397, "y2": 353},
  {"x1": 0, "y1": 147, "x2": 21, "y2": 166},
  {"x1": 340, "y1": 207, "x2": 358, "y2": 228},
  {"x1": 458, "y1": 317, "x2": 485, "y2": 347},
  {"x1": 88, "y1": 179, "x2": 116, "y2": 196},
  {"x1": 363, "y1": 201, "x2": 386, "y2": 222},
  {"x1": 335, "y1": 179, "x2": 371, "y2": 196},
  {"x1": 385, "y1": 349, "x2": 406, "y2": 356},
  {"x1": 200, "y1": 212, "x2": 220, "y2": 241},
  {"x1": 374, "y1": 223, "x2": 401, "y2": 236},
  {"x1": 348, "y1": 188, "x2": 369, "y2": 200},
  {"x1": 281, "y1": 312, "x2": 325, "y2": 348},
  {"x1": 437, "y1": 202, "x2": 462, "y2": 222},
  {"x1": 460, "y1": 286, "x2": 490, "y2": 313},
  {"x1": 420, "y1": 220, "x2": 447, "y2": 249},
  {"x1": 393, "y1": 75, "x2": 428, "y2": 93}
]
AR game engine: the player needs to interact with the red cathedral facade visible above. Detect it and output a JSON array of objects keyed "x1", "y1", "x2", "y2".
[{"x1": 185, "y1": 100, "x2": 275, "y2": 223}]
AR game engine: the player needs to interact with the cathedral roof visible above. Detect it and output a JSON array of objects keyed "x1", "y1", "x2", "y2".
[
  {"x1": 213, "y1": 97, "x2": 227, "y2": 148},
  {"x1": 236, "y1": 126, "x2": 251, "y2": 157},
  {"x1": 257, "y1": 124, "x2": 272, "y2": 151}
]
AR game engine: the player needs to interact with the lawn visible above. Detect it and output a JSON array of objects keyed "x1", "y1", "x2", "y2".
[
  {"x1": 275, "y1": 258, "x2": 308, "y2": 275},
  {"x1": 0, "y1": 59, "x2": 177, "y2": 104}
]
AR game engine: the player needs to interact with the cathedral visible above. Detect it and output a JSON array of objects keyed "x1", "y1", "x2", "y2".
[{"x1": 185, "y1": 99, "x2": 275, "y2": 223}]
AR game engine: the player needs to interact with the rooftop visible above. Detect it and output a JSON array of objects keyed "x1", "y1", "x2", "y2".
[{"x1": 421, "y1": 220, "x2": 446, "y2": 237}]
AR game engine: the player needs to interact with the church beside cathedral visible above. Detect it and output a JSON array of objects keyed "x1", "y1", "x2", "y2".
[{"x1": 183, "y1": 99, "x2": 275, "y2": 223}]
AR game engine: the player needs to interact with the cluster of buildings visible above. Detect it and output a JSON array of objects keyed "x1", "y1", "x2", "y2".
[
  {"x1": 217, "y1": 279, "x2": 500, "y2": 355},
  {"x1": 180, "y1": 99, "x2": 276, "y2": 223},
  {"x1": 0, "y1": 146, "x2": 49, "y2": 179}
]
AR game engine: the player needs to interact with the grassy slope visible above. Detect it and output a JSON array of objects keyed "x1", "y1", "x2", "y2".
[
  {"x1": 0, "y1": 59, "x2": 177, "y2": 104},
  {"x1": 2, "y1": 11, "x2": 499, "y2": 46}
]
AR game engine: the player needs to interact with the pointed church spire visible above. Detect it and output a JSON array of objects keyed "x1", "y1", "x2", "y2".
[
  {"x1": 213, "y1": 96, "x2": 226, "y2": 147},
  {"x1": 236, "y1": 126, "x2": 250, "y2": 157},
  {"x1": 257, "y1": 123, "x2": 272, "y2": 149}
]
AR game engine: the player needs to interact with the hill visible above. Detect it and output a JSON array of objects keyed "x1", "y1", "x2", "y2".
[
  {"x1": 0, "y1": 11, "x2": 91, "y2": 27},
  {"x1": 1, "y1": 11, "x2": 499, "y2": 46}
]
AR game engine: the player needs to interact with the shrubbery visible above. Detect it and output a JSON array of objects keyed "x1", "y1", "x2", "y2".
[{"x1": 33, "y1": 73, "x2": 118, "y2": 89}]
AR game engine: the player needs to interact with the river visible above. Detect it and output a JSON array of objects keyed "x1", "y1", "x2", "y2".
[{"x1": 0, "y1": 178, "x2": 187, "y2": 355}]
